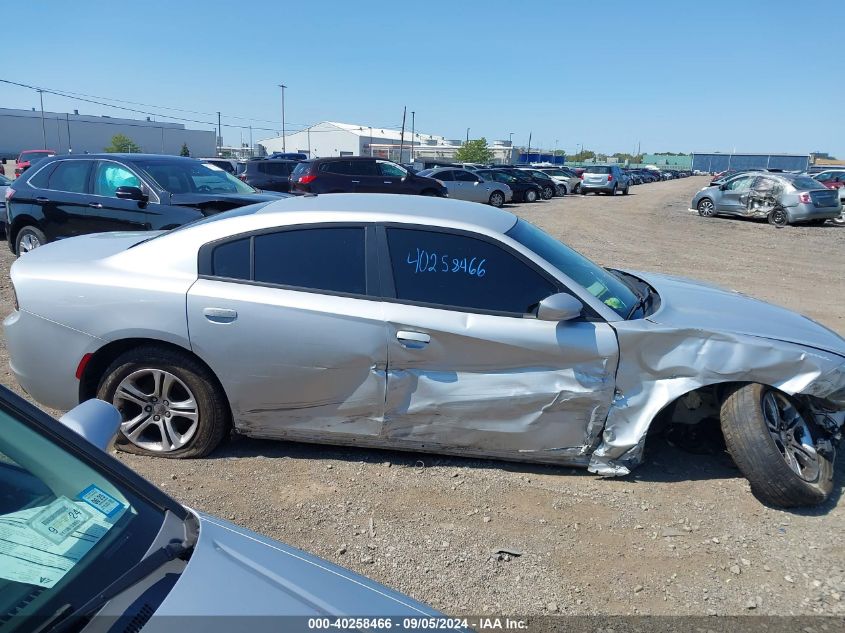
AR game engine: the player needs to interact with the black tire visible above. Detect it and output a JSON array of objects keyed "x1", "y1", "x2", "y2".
[
  {"x1": 767, "y1": 207, "x2": 789, "y2": 227},
  {"x1": 488, "y1": 190, "x2": 505, "y2": 208},
  {"x1": 541, "y1": 185, "x2": 554, "y2": 200},
  {"x1": 557, "y1": 184, "x2": 568, "y2": 196},
  {"x1": 524, "y1": 188, "x2": 539, "y2": 203},
  {"x1": 697, "y1": 198, "x2": 716, "y2": 217},
  {"x1": 720, "y1": 383, "x2": 833, "y2": 507},
  {"x1": 15, "y1": 225, "x2": 47, "y2": 256},
  {"x1": 573, "y1": 183, "x2": 580, "y2": 194},
  {"x1": 623, "y1": 184, "x2": 630, "y2": 195},
  {"x1": 421, "y1": 189, "x2": 440, "y2": 197},
  {"x1": 608, "y1": 185, "x2": 618, "y2": 196},
  {"x1": 97, "y1": 345, "x2": 231, "y2": 458},
  {"x1": 580, "y1": 188, "x2": 588, "y2": 195},
  {"x1": 831, "y1": 211, "x2": 845, "y2": 226}
]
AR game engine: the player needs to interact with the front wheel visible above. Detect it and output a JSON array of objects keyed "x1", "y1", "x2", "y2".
[
  {"x1": 488, "y1": 191, "x2": 505, "y2": 208},
  {"x1": 697, "y1": 198, "x2": 716, "y2": 217},
  {"x1": 97, "y1": 346, "x2": 231, "y2": 458},
  {"x1": 557, "y1": 184, "x2": 568, "y2": 196},
  {"x1": 15, "y1": 226, "x2": 46, "y2": 255},
  {"x1": 524, "y1": 188, "x2": 539, "y2": 203},
  {"x1": 767, "y1": 207, "x2": 789, "y2": 227},
  {"x1": 541, "y1": 185, "x2": 554, "y2": 200},
  {"x1": 720, "y1": 384, "x2": 833, "y2": 507}
]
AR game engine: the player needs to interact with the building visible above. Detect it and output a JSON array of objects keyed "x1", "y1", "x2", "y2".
[
  {"x1": 641, "y1": 154, "x2": 692, "y2": 169},
  {"x1": 258, "y1": 121, "x2": 515, "y2": 164},
  {"x1": 0, "y1": 107, "x2": 216, "y2": 158},
  {"x1": 691, "y1": 152, "x2": 810, "y2": 174}
]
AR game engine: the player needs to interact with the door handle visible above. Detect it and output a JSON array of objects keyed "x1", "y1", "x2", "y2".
[
  {"x1": 35, "y1": 197, "x2": 49, "y2": 204},
  {"x1": 88, "y1": 202, "x2": 103, "y2": 209},
  {"x1": 383, "y1": 181, "x2": 393, "y2": 184},
  {"x1": 203, "y1": 307, "x2": 238, "y2": 323},
  {"x1": 351, "y1": 180, "x2": 360, "y2": 184},
  {"x1": 396, "y1": 330, "x2": 430, "y2": 349}
]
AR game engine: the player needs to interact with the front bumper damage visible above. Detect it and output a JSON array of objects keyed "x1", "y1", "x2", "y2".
[{"x1": 587, "y1": 323, "x2": 845, "y2": 476}]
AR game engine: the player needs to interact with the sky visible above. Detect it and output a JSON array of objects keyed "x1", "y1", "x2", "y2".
[{"x1": 6, "y1": 0, "x2": 844, "y2": 157}]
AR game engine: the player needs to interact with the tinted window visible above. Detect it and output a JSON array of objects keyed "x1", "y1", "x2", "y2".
[
  {"x1": 47, "y1": 160, "x2": 91, "y2": 193},
  {"x1": 254, "y1": 227, "x2": 365, "y2": 294},
  {"x1": 27, "y1": 162, "x2": 56, "y2": 188},
  {"x1": 135, "y1": 159, "x2": 257, "y2": 194},
  {"x1": 348, "y1": 161, "x2": 378, "y2": 176},
  {"x1": 585, "y1": 166, "x2": 611, "y2": 174},
  {"x1": 386, "y1": 228, "x2": 556, "y2": 314},
  {"x1": 379, "y1": 162, "x2": 407, "y2": 178},
  {"x1": 434, "y1": 170, "x2": 455, "y2": 182},
  {"x1": 93, "y1": 162, "x2": 141, "y2": 197},
  {"x1": 212, "y1": 238, "x2": 251, "y2": 279},
  {"x1": 259, "y1": 162, "x2": 293, "y2": 177},
  {"x1": 321, "y1": 160, "x2": 352, "y2": 175},
  {"x1": 291, "y1": 162, "x2": 309, "y2": 178},
  {"x1": 454, "y1": 170, "x2": 479, "y2": 182}
]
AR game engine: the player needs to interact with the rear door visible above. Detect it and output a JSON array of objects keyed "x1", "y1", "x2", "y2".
[
  {"x1": 258, "y1": 161, "x2": 294, "y2": 192},
  {"x1": 187, "y1": 225, "x2": 388, "y2": 440},
  {"x1": 378, "y1": 225, "x2": 618, "y2": 456},
  {"x1": 35, "y1": 159, "x2": 95, "y2": 241},
  {"x1": 347, "y1": 160, "x2": 383, "y2": 193}
]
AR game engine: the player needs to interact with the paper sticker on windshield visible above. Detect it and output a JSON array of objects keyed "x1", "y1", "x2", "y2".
[
  {"x1": 28, "y1": 497, "x2": 91, "y2": 545},
  {"x1": 78, "y1": 485, "x2": 124, "y2": 518}
]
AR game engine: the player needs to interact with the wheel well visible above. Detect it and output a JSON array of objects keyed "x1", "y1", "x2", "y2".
[
  {"x1": 698, "y1": 196, "x2": 713, "y2": 206},
  {"x1": 79, "y1": 338, "x2": 225, "y2": 404},
  {"x1": 420, "y1": 188, "x2": 440, "y2": 197},
  {"x1": 9, "y1": 215, "x2": 41, "y2": 252}
]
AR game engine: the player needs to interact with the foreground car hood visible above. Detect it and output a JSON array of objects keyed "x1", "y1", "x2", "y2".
[
  {"x1": 152, "y1": 512, "x2": 435, "y2": 621},
  {"x1": 632, "y1": 270, "x2": 845, "y2": 357}
]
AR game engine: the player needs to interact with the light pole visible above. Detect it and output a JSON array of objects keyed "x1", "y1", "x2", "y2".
[
  {"x1": 278, "y1": 84, "x2": 287, "y2": 153},
  {"x1": 37, "y1": 89, "x2": 47, "y2": 149},
  {"x1": 465, "y1": 127, "x2": 470, "y2": 145},
  {"x1": 217, "y1": 111, "x2": 222, "y2": 156},
  {"x1": 411, "y1": 111, "x2": 415, "y2": 162},
  {"x1": 508, "y1": 132, "x2": 514, "y2": 164}
]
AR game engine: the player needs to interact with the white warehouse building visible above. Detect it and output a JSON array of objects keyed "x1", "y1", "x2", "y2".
[{"x1": 259, "y1": 121, "x2": 514, "y2": 164}]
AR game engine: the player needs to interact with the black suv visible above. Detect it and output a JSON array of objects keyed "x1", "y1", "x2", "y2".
[
  {"x1": 238, "y1": 159, "x2": 299, "y2": 192},
  {"x1": 7, "y1": 154, "x2": 285, "y2": 254},
  {"x1": 290, "y1": 157, "x2": 447, "y2": 197},
  {"x1": 493, "y1": 167, "x2": 556, "y2": 200}
]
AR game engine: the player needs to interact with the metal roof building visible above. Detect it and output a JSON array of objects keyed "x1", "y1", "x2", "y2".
[{"x1": 692, "y1": 152, "x2": 810, "y2": 173}]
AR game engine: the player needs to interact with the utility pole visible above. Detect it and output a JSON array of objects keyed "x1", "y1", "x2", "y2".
[
  {"x1": 526, "y1": 132, "x2": 532, "y2": 164},
  {"x1": 508, "y1": 132, "x2": 514, "y2": 164},
  {"x1": 38, "y1": 89, "x2": 47, "y2": 149},
  {"x1": 399, "y1": 106, "x2": 407, "y2": 163},
  {"x1": 65, "y1": 112, "x2": 72, "y2": 153},
  {"x1": 217, "y1": 111, "x2": 222, "y2": 156},
  {"x1": 307, "y1": 127, "x2": 311, "y2": 156},
  {"x1": 466, "y1": 127, "x2": 470, "y2": 145},
  {"x1": 369, "y1": 127, "x2": 373, "y2": 156},
  {"x1": 278, "y1": 84, "x2": 287, "y2": 153},
  {"x1": 410, "y1": 111, "x2": 415, "y2": 162},
  {"x1": 249, "y1": 125, "x2": 253, "y2": 158}
]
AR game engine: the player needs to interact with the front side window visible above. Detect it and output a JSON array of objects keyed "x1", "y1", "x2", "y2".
[
  {"x1": 378, "y1": 162, "x2": 407, "y2": 178},
  {"x1": 725, "y1": 176, "x2": 753, "y2": 191},
  {"x1": 47, "y1": 161, "x2": 92, "y2": 194},
  {"x1": 93, "y1": 162, "x2": 141, "y2": 197},
  {"x1": 253, "y1": 227, "x2": 366, "y2": 294},
  {"x1": 386, "y1": 228, "x2": 556, "y2": 314},
  {"x1": 134, "y1": 160, "x2": 257, "y2": 195}
]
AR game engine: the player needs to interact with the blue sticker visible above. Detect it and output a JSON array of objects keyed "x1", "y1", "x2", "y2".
[{"x1": 78, "y1": 485, "x2": 124, "y2": 518}]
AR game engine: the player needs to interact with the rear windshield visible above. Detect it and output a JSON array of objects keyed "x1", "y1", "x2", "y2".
[
  {"x1": 790, "y1": 176, "x2": 827, "y2": 190},
  {"x1": 585, "y1": 166, "x2": 611, "y2": 174},
  {"x1": 291, "y1": 163, "x2": 309, "y2": 179}
]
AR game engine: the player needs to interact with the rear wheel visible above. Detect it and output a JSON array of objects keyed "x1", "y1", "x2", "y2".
[
  {"x1": 15, "y1": 226, "x2": 46, "y2": 255},
  {"x1": 541, "y1": 185, "x2": 554, "y2": 200},
  {"x1": 831, "y1": 210, "x2": 845, "y2": 226},
  {"x1": 720, "y1": 384, "x2": 833, "y2": 507},
  {"x1": 697, "y1": 198, "x2": 716, "y2": 217},
  {"x1": 767, "y1": 207, "x2": 789, "y2": 227},
  {"x1": 608, "y1": 184, "x2": 618, "y2": 196},
  {"x1": 557, "y1": 184, "x2": 568, "y2": 196},
  {"x1": 97, "y1": 346, "x2": 230, "y2": 458},
  {"x1": 524, "y1": 188, "x2": 539, "y2": 203},
  {"x1": 488, "y1": 190, "x2": 505, "y2": 208},
  {"x1": 623, "y1": 184, "x2": 630, "y2": 195},
  {"x1": 580, "y1": 188, "x2": 588, "y2": 195}
]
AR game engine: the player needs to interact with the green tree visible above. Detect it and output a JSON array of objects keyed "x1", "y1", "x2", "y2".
[
  {"x1": 455, "y1": 138, "x2": 494, "y2": 164},
  {"x1": 567, "y1": 149, "x2": 596, "y2": 163},
  {"x1": 180, "y1": 142, "x2": 190, "y2": 157},
  {"x1": 104, "y1": 134, "x2": 141, "y2": 153}
]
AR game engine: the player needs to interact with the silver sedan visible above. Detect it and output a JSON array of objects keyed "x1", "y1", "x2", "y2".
[
  {"x1": 417, "y1": 167, "x2": 512, "y2": 207},
  {"x1": 6, "y1": 194, "x2": 845, "y2": 507}
]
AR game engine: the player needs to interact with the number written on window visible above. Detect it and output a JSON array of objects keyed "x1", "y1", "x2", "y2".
[{"x1": 405, "y1": 248, "x2": 486, "y2": 277}]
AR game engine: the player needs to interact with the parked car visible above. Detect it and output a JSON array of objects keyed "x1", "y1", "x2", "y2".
[
  {"x1": 476, "y1": 168, "x2": 542, "y2": 203},
  {"x1": 624, "y1": 170, "x2": 643, "y2": 185},
  {"x1": 237, "y1": 158, "x2": 299, "y2": 193},
  {"x1": 691, "y1": 173, "x2": 843, "y2": 226},
  {"x1": 6, "y1": 154, "x2": 285, "y2": 254},
  {"x1": 289, "y1": 157, "x2": 447, "y2": 197},
  {"x1": 0, "y1": 173, "x2": 10, "y2": 236},
  {"x1": 534, "y1": 167, "x2": 581, "y2": 195},
  {"x1": 199, "y1": 158, "x2": 237, "y2": 173},
  {"x1": 496, "y1": 167, "x2": 556, "y2": 200},
  {"x1": 6, "y1": 194, "x2": 845, "y2": 507},
  {"x1": 267, "y1": 152, "x2": 308, "y2": 161},
  {"x1": 812, "y1": 170, "x2": 845, "y2": 204},
  {"x1": 580, "y1": 165, "x2": 630, "y2": 195},
  {"x1": 0, "y1": 385, "x2": 437, "y2": 630},
  {"x1": 15, "y1": 149, "x2": 56, "y2": 178},
  {"x1": 417, "y1": 167, "x2": 512, "y2": 207}
]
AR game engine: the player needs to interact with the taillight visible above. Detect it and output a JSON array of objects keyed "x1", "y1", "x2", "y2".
[
  {"x1": 237, "y1": 174, "x2": 247, "y2": 181},
  {"x1": 607, "y1": 174, "x2": 613, "y2": 181},
  {"x1": 298, "y1": 174, "x2": 317, "y2": 184},
  {"x1": 579, "y1": 174, "x2": 583, "y2": 179},
  {"x1": 798, "y1": 192, "x2": 812, "y2": 204}
]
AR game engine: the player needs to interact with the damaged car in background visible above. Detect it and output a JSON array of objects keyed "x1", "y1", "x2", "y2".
[
  {"x1": 5, "y1": 194, "x2": 845, "y2": 507},
  {"x1": 691, "y1": 172, "x2": 843, "y2": 227}
]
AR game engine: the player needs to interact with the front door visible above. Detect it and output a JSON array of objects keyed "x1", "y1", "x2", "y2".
[
  {"x1": 717, "y1": 174, "x2": 754, "y2": 214},
  {"x1": 452, "y1": 169, "x2": 487, "y2": 202},
  {"x1": 187, "y1": 225, "x2": 388, "y2": 440},
  {"x1": 87, "y1": 161, "x2": 151, "y2": 232},
  {"x1": 379, "y1": 226, "x2": 619, "y2": 458}
]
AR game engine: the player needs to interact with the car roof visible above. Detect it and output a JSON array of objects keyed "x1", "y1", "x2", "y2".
[{"x1": 37, "y1": 153, "x2": 202, "y2": 163}]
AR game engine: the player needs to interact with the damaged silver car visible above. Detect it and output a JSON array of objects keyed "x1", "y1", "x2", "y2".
[
  {"x1": 691, "y1": 172, "x2": 842, "y2": 226},
  {"x1": 5, "y1": 194, "x2": 845, "y2": 507}
]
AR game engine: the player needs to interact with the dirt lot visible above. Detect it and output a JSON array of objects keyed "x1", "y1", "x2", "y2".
[{"x1": 1, "y1": 176, "x2": 844, "y2": 617}]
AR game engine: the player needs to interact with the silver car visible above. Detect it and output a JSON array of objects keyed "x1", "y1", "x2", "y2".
[
  {"x1": 691, "y1": 172, "x2": 843, "y2": 226},
  {"x1": 417, "y1": 168, "x2": 512, "y2": 207},
  {"x1": 0, "y1": 386, "x2": 436, "y2": 630},
  {"x1": 6, "y1": 194, "x2": 845, "y2": 507},
  {"x1": 533, "y1": 168, "x2": 581, "y2": 196}
]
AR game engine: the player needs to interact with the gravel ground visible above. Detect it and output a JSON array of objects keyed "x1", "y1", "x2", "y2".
[{"x1": 1, "y1": 176, "x2": 844, "y2": 617}]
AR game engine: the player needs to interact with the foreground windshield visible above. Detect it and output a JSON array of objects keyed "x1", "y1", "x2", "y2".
[
  {"x1": 0, "y1": 406, "x2": 163, "y2": 620},
  {"x1": 506, "y1": 219, "x2": 638, "y2": 317},
  {"x1": 134, "y1": 159, "x2": 258, "y2": 194}
]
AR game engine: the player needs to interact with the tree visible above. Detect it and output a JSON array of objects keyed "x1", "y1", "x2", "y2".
[
  {"x1": 104, "y1": 134, "x2": 141, "y2": 153},
  {"x1": 455, "y1": 138, "x2": 494, "y2": 164},
  {"x1": 180, "y1": 142, "x2": 190, "y2": 157},
  {"x1": 567, "y1": 149, "x2": 596, "y2": 163}
]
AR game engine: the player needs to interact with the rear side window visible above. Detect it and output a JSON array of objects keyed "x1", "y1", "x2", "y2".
[
  {"x1": 258, "y1": 162, "x2": 293, "y2": 177},
  {"x1": 212, "y1": 238, "x2": 250, "y2": 279},
  {"x1": 320, "y1": 160, "x2": 352, "y2": 175},
  {"x1": 254, "y1": 227, "x2": 365, "y2": 294},
  {"x1": 434, "y1": 170, "x2": 455, "y2": 182},
  {"x1": 386, "y1": 228, "x2": 556, "y2": 314},
  {"x1": 47, "y1": 161, "x2": 92, "y2": 193},
  {"x1": 27, "y1": 162, "x2": 57, "y2": 188},
  {"x1": 348, "y1": 161, "x2": 378, "y2": 176}
]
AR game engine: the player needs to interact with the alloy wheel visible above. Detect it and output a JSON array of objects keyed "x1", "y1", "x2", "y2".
[
  {"x1": 18, "y1": 233, "x2": 41, "y2": 253},
  {"x1": 698, "y1": 199, "x2": 715, "y2": 217},
  {"x1": 761, "y1": 390, "x2": 820, "y2": 482}
]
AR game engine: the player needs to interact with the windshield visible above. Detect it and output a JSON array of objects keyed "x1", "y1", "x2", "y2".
[
  {"x1": 585, "y1": 166, "x2": 611, "y2": 174},
  {"x1": 543, "y1": 169, "x2": 568, "y2": 177},
  {"x1": 0, "y1": 402, "x2": 166, "y2": 623},
  {"x1": 134, "y1": 159, "x2": 258, "y2": 195},
  {"x1": 506, "y1": 219, "x2": 638, "y2": 317}
]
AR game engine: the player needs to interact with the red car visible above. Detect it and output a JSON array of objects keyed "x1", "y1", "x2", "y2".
[
  {"x1": 15, "y1": 149, "x2": 56, "y2": 178},
  {"x1": 812, "y1": 169, "x2": 845, "y2": 202}
]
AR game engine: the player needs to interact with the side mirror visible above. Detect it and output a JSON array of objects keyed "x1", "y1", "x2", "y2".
[
  {"x1": 536, "y1": 293, "x2": 583, "y2": 321},
  {"x1": 59, "y1": 399, "x2": 122, "y2": 451},
  {"x1": 115, "y1": 185, "x2": 147, "y2": 202},
  {"x1": 719, "y1": 184, "x2": 727, "y2": 191}
]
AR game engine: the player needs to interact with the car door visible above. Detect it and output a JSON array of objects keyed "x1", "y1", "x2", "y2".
[
  {"x1": 35, "y1": 159, "x2": 95, "y2": 241},
  {"x1": 378, "y1": 225, "x2": 619, "y2": 456},
  {"x1": 86, "y1": 160, "x2": 154, "y2": 233},
  {"x1": 261, "y1": 161, "x2": 293, "y2": 192},
  {"x1": 431, "y1": 170, "x2": 458, "y2": 198},
  {"x1": 187, "y1": 225, "x2": 388, "y2": 441},
  {"x1": 453, "y1": 169, "x2": 487, "y2": 202},
  {"x1": 716, "y1": 175, "x2": 754, "y2": 214},
  {"x1": 377, "y1": 161, "x2": 415, "y2": 194},
  {"x1": 348, "y1": 160, "x2": 383, "y2": 193}
]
